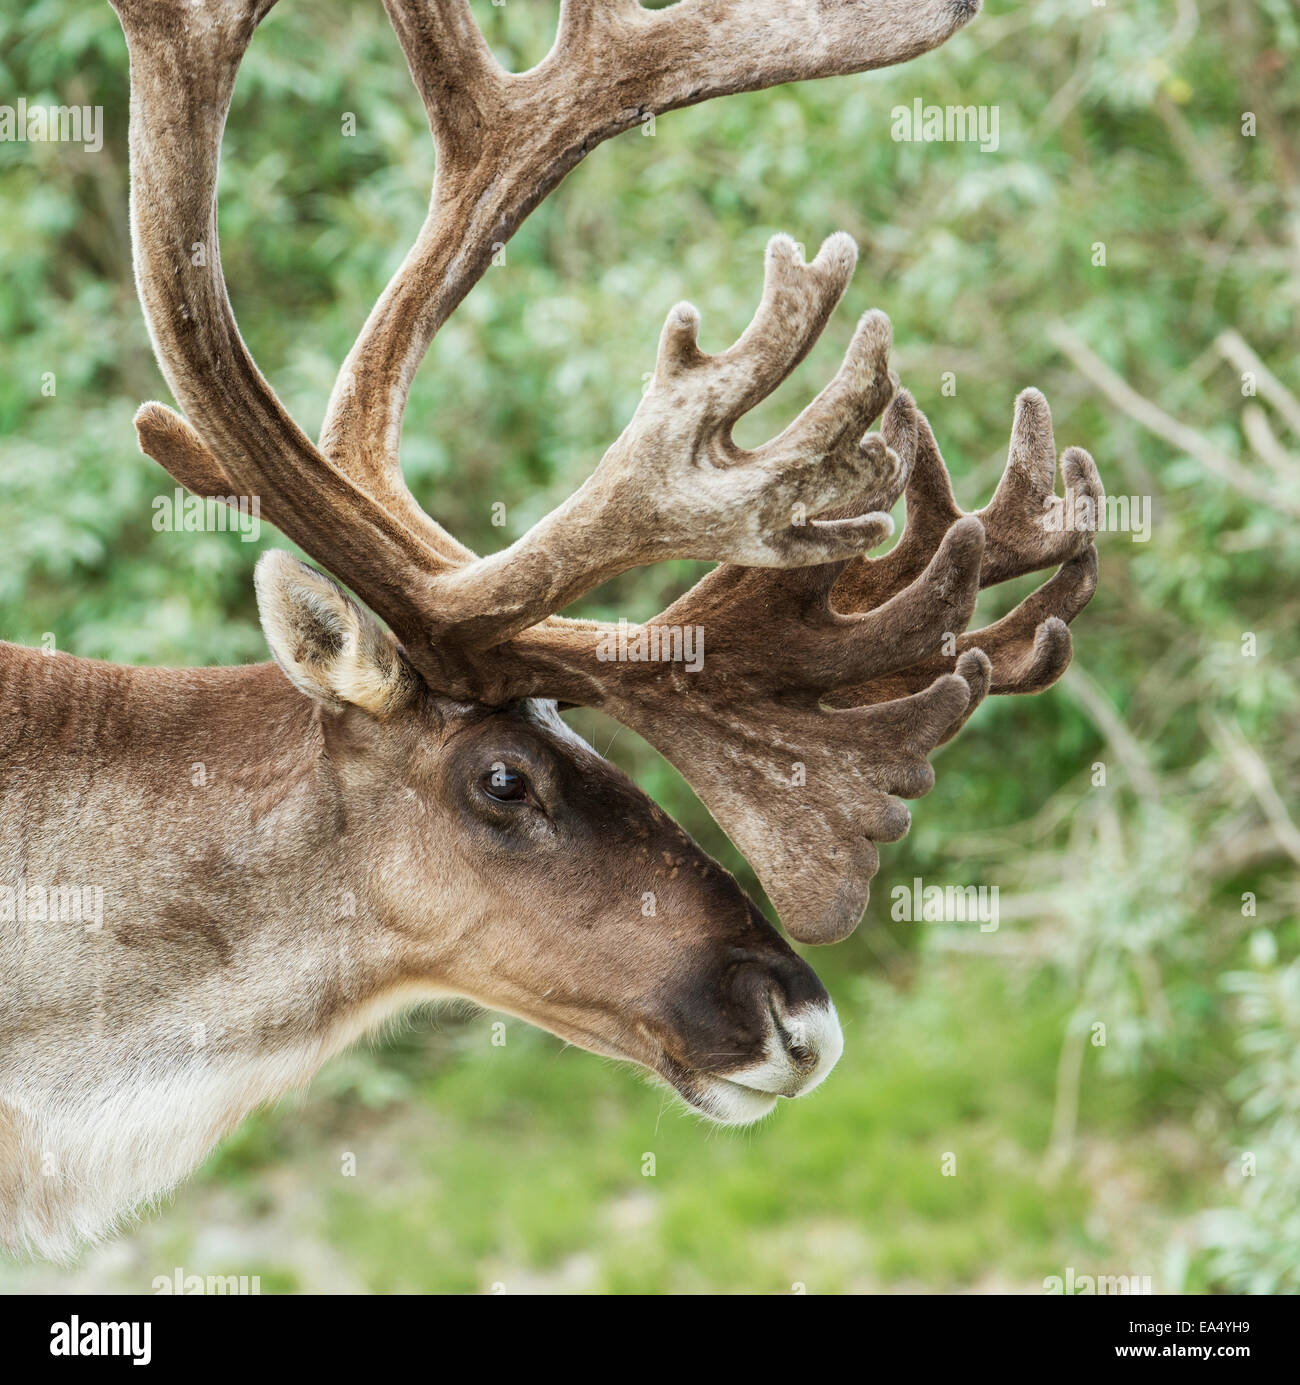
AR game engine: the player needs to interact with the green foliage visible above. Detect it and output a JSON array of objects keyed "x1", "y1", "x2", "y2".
[{"x1": 2, "y1": 0, "x2": 1296, "y2": 1291}]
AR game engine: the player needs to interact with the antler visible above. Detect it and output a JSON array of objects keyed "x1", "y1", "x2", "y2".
[
  {"x1": 110, "y1": 0, "x2": 1106, "y2": 948},
  {"x1": 828, "y1": 390, "x2": 1103, "y2": 711},
  {"x1": 649, "y1": 388, "x2": 1102, "y2": 943},
  {"x1": 494, "y1": 378, "x2": 1102, "y2": 944},
  {"x1": 112, "y1": 0, "x2": 982, "y2": 687},
  {"x1": 421, "y1": 234, "x2": 907, "y2": 649}
]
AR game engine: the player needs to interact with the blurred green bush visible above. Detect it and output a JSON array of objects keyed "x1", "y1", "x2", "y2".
[{"x1": 1, "y1": 0, "x2": 1296, "y2": 1292}]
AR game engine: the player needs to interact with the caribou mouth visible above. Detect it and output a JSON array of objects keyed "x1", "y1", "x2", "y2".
[{"x1": 655, "y1": 1055, "x2": 782, "y2": 1126}]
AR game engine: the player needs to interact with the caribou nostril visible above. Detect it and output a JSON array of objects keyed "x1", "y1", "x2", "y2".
[{"x1": 786, "y1": 1041, "x2": 818, "y2": 1073}]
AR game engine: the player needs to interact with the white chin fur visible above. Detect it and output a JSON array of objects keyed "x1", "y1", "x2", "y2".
[{"x1": 682, "y1": 1074, "x2": 781, "y2": 1125}]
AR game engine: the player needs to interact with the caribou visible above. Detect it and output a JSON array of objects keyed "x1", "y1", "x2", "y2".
[{"x1": 0, "y1": 0, "x2": 1103, "y2": 1262}]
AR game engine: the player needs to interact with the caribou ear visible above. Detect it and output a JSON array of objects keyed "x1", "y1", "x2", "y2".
[{"x1": 254, "y1": 550, "x2": 421, "y2": 717}]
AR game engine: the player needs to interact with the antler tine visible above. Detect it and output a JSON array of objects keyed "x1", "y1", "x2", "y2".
[
  {"x1": 981, "y1": 389, "x2": 1105, "y2": 584},
  {"x1": 423, "y1": 234, "x2": 904, "y2": 650},
  {"x1": 318, "y1": 0, "x2": 511, "y2": 488},
  {"x1": 381, "y1": 0, "x2": 504, "y2": 168},
  {"x1": 650, "y1": 514, "x2": 986, "y2": 700},
  {"x1": 834, "y1": 549, "x2": 1099, "y2": 716},
  {"x1": 552, "y1": 0, "x2": 983, "y2": 95},
  {"x1": 829, "y1": 389, "x2": 1104, "y2": 701},
  {"x1": 705, "y1": 233, "x2": 862, "y2": 418},
  {"x1": 831, "y1": 390, "x2": 1104, "y2": 608}
]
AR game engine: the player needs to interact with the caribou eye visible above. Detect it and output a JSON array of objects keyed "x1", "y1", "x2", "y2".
[{"x1": 482, "y1": 765, "x2": 529, "y2": 803}]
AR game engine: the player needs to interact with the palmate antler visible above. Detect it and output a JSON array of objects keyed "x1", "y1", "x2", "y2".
[
  {"x1": 492, "y1": 281, "x2": 1103, "y2": 942},
  {"x1": 111, "y1": 0, "x2": 1102, "y2": 944},
  {"x1": 592, "y1": 381, "x2": 1103, "y2": 943}
]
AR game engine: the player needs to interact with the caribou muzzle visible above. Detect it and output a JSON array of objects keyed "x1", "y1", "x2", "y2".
[{"x1": 645, "y1": 917, "x2": 844, "y2": 1125}]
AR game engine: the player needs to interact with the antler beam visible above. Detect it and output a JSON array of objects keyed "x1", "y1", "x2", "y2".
[{"x1": 321, "y1": 0, "x2": 983, "y2": 476}]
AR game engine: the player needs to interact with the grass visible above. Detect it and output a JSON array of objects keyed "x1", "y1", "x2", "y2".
[{"x1": 0, "y1": 956, "x2": 1189, "y2": 1295}]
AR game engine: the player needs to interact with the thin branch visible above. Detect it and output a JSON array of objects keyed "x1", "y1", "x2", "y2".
[
  {"x1": 1206, "y1": 713, "x2": 1300, "y2": 869},
  {"x1": 1215, "y1": 329, "x2": 1300, "y2": 441},
  {"x1": 1241, "y1": 404, "x2": 1299, "y2": 483},
  {"x1": 1062, "y1": 666, "x2": 1162, "y2": 804},
  {"x1": 1047, "y1": 322, "x2": 1300, "y2": 518}
]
